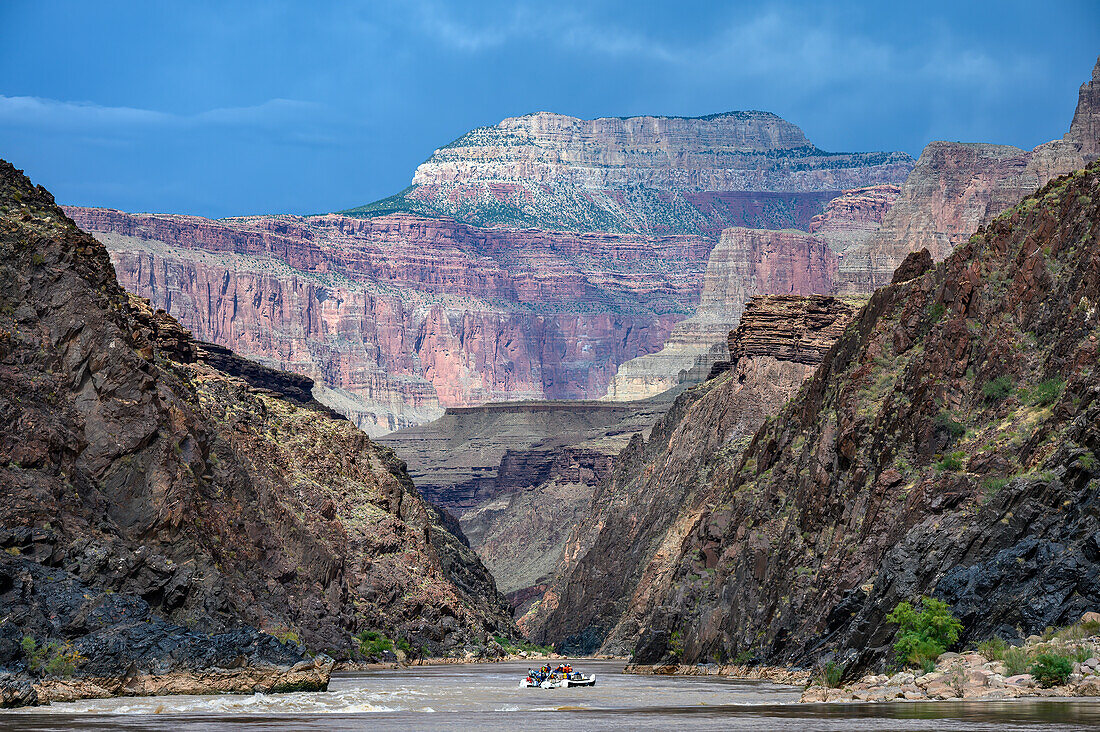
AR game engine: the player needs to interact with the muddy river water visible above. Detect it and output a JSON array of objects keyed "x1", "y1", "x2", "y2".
[{"x1": 2, "y1": 660, "x2": 1098, "y2": 730}]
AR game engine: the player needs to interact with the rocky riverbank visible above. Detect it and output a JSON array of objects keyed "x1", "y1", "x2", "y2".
[{"x1": 624, "y1": 662, "x2": 810, "y2": 685}]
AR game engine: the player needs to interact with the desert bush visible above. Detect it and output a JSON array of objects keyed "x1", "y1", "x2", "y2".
[
  {"x1": 814, "y1": 661, "x2": 845, "y2": 688},
  {"x1": 935, "y1": 451, "x2": 966, "y2": 472},
  {"x1": 1003, "y1": 646, "x2": 1031, "y2": 676},
  {"x1": 357, "y1": 630, "x2": 394, "y2": 658},
  {"x1": 976, "y1": 636, "x2": 1008, "y2": 661},
  {"x1": 1023, "y1": 378, "x2": 1064, "y2": 407},
  {"x1": 1029, "y1": 653, "x2": 1073, "y2": 687},
  {"x1": 981, "y1": 376, "x2": 1014, "y2": 403}
]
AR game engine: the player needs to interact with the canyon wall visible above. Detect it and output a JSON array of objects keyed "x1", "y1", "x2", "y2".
[
  {"x1": 525, "y1": 295, "x2": 860, "y2": 647},
  {"x1": 66, "y1": 207, "x2": 710, "y2": 435},
  {"x1": 0, "y1": 160, "x2": 515, "y2": 673},
  {"x1": 604, "y1": 228, "x2": 841, "y2": 400},
  {"x1": 380, "y1": 392, "x2": 681, "y2": 601},
  {"x1": 603, "y1": 183, "x2": 898, "y2": 403},
  {"x1": 66, "y1": 109, "x2": 913, "y2": 433},
  {"x1": 612, "y1": 164, "x2": 1100, "y2": 672}
]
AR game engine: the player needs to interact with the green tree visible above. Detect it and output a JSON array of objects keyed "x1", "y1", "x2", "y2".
[{"x1": 886, "y1": 597, "x2": 963, "y2": 669}]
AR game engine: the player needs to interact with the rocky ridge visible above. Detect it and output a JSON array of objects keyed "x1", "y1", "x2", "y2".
[
  {"x1": 0, "y1": 160, "x2": 515, "y2": 703},
  {"x1": 617, "y1": 162, "x2": 1100, "y2": 673},
  {"x1": 525, "y1": 294, "x2": 860, "y2": 649},
  {"x1": 604, "y1": 227, "x2": 842, "y2": 401}
]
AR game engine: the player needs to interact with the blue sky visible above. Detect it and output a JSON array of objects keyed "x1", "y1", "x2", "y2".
[{"x1": 1, "y1": 1, "x2": 1097, "y2": 218}]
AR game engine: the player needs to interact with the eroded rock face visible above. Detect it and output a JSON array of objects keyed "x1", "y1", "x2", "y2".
[
  {"x1": 619, "y1": 163, "x2": 1100, "y2": 673},
  {"x1": 525, "y1": 295, "x2": 860, "y2": 649},
  {"x1": 65, "y1": 207, "x2": 709, "y2": 435},
  {"x1": 0, "y1": 159, "x2": 515, "y2": 692},
  {"x1": 604, "y1": 228, "x2": 840, "y2": 401},
  {"x1": 838, "y1": 57, "x2": 1100, "y2": 294},
  {"x1": 348, "y1": 111, "x2": 914, "y2": 237}
]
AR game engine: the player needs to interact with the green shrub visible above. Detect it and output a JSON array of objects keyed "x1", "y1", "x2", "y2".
[
  {"x1": 981, "y1": 376, "x2": 1014, "y2": 403},
  {"x1": 1029, "y1": 653, "x2": 1073, "y2": 687},
  {"x1": 1024, "y1": 378, "x2": 1064, "y2": 407},
  {"x1": 976, "y1": 636, "x2": 1008, "y2": 661},
  {"x1": 981, "y1": 477, "x2": 1008, "y2": 499},
  {"x1": 935, "y1": 451, "x2": 966, "y2": 472},
  {"x1": 928, "y1": 302, "x2": 947, "y2": 324},
  {"x1": 21, "y1": 637, "x2": 83, "y2": 677},
  {"x1": 357, "y1": 630, "x2": 395, "y2": 658},
  {"x1": 814, "y1": 661, "x2": 845, "y2": 688},
  {"x1": 668, "y1": 629, "x2": 684, "y2": 660},
  {"x1": 887, "y1": 597, "x2": 963, "y2": 669},
  {"x1": 396, "y1": 638, "x2": 413, "y2": 654},
  {"x1": 273, "y1": 628, "x2": 301, "y2": 646},
  {"x1": 1003, "y1": 646, "x2": 1031, "y2": 676},
  {"x1": 935, "y1": 412, "x2": 966, "y2": 439}
]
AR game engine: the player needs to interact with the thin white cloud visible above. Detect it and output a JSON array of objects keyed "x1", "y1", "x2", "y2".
[{"x1": 0, "y1": 95, "x2": 320, "y2": 133}]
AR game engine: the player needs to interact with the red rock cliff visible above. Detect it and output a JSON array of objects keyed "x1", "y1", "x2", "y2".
[{"x1": 64, "y1": 207, "x2": 711, "y2": 435}]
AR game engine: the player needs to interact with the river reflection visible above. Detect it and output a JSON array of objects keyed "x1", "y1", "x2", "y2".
[{"x1": 2, "y1": 660, "x2": 1098, "y2": 730}]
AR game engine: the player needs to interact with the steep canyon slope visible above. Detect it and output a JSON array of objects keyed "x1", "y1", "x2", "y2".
[
  {"x1": 0, "y1": 161, "x2": 514, "y2": 677},
  {"x1": 525, "y1": 295, "x2": 861, "y2": 648},
  {"x1": 615, "y1": 163, "x2": 1100, "y2": 672},
  {"x1": 380, "y1": 391, "x2": 682, "y2": 603}
]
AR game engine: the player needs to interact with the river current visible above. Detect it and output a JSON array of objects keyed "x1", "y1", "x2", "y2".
[{"x1": 2, "y1": 659, "x2": 1098, "y2": 730}]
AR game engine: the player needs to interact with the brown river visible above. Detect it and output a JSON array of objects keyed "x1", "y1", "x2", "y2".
[{"x1": 1, "y1": 660, "x2": 1098, "y2": 730}]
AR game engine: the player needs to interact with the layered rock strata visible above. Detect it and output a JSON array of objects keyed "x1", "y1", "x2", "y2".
[
  {"x1": 0, "y1": 160, "x2": 515, "y2": 707},
  {"x1": 604, "y1": 228, "x2": 841, "y2": 400},
  {"x1": 838, "y1": 57, "x2": 1100, "y2": 293},
  {"x1": 381, "y1": 391, "x2": 682, "y2": 600},
  {"x1": 65, "y1": 207, "x2": 710, "y2": 435},
  {"x1": 525, "y1": 294, "x2": 860, "y2": 647},
  {"x1": 616, "y1": 163, "x2": 1100, "y2": 673},
  {"x1": 347, "y1": 111, "x2": 914, "y2": 236}
]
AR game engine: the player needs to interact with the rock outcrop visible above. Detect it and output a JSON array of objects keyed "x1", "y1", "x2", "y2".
[
  {"x1": 809, "y1": 184, "x2": 901, "y2": 255},
  {"x1": 616, "y1": 163, "x2": 1100, "y2": 673},
  {"x1": 380, "y1": 391, "x2": 681, "y2": 602},
  {"x1": 347, "y1": 111, "x2": 914, "y2": 237},
  {"x1": 604, "y1": 228, "x2": 841, "y2": 401},
  {"x1": 838, "y1": 57, "x2": 1100, "y2": 293},
  {"x1": 65, "y1": 207, "x2": 710, "y2": 435},
  {"x1": 0, "y1": 159, "x2": 515, "y2": 705},
  {"x1": 525, "y1": 295, "x2": 860, "y2": 648}
]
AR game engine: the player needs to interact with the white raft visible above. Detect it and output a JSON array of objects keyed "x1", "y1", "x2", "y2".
[{"x1": 520, "y1": 674, "x2": 596, "y2": 689}]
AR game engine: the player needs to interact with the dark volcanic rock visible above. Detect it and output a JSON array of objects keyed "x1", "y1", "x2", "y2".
[
  {"x1": 0, "y1": 554, "x2": 330, "y2": 705},
  {"x1": 619, "y1": 162, "x2": 1100, "y2": 673}
]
